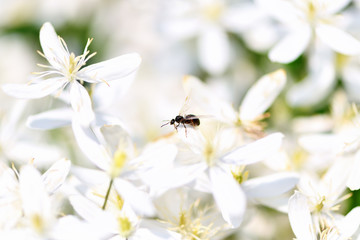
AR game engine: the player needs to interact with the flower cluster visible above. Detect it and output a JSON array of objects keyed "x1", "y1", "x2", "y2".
[{"x1": 2, "y1": 0, "x2": 360, "y2": 239}]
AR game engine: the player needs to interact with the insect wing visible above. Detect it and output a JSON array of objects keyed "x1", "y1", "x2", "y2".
[
  {"x1": 179, "y1": 95, "x2": 192, "y2": 115},
  {"x1": 185, "y1": 114, "x2": 214, "y2": 120}
]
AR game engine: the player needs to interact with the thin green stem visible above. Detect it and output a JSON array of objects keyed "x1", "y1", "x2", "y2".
[{"x1": 102, "y1": 178, "x2": 113, "y2": 210}]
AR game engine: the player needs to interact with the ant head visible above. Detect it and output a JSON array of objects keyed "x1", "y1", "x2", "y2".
[{"x1": 161, "y1": 119, "x2": 174, "y2": 128}]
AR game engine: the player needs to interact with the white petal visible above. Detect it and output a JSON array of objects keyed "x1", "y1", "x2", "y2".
[
  {"x1": 221, "y1": 133, "x2": 284, "y2": 165},
  {"x1": 342, "y1": 60, "x2": 360, "y2": 102},
  {"x1": 68, "y1": 195, "x2": 117, "y2": 233},
  {"x1": 52, "y1": 216, "x2": 104, "y2": 240},
  {"x1": 222, "y1": 3, "x2": 266, "y2": 33},
  {"x1": 41, "y1": 158, "x2": 71, "y2": 194},
  {"x1": 19, "y1": 165, "x2": 50, "y2": 217},
  {"x1": 2, "y1": 77, "x2": 66, "y2": 99},
  {"x1": 139, "y1": 220, "x2": 182, "y2": 240},
  {"x1": 269, "y1": 25, "x2": 311, "y2": 63},
  {"x1": 255, "y1": 0, "x2": 303, "y2": 24},
  {"x1": 143, "y1": 163, "x2": 207, "y2": 196},
  {"x1": 70, "y1": 81, "x2": 95, "y2": 126},
  {"x1": 182, "y1": 75, "x2": 238, "y2": 124},
  {"x1": 347, "y1": 152, "x2": 360, "y2": 191},
  {"x1": 26, "y1": 108, "x2": 72, "y2": 130},
  {"x1": 323, "y1": 0, "x2": 351, "y2": 14},
  {"x1": 114, "y1": 179, "x2": 156, "y2": 217},
  {"x1": 94, "y1": 113, "x2": 129, "y2": 133},
  {"x1": 72, "y1": 120, "x2": 111, "y2": 171},
  {"x1": 161, "y1": 18, "x2": 201, "y2": 40},
  {"x1": 337, "y1": 207, "x2": 360, "y2": 238},
  {"x1": 288, "y1": 191, "x2": 316, "y2": 240},
  {"x1": 92, "y1": 79, "x2": 133, "y2": 110},
  {"x1": 243, "y1": 172, "x2": 299, "y2": 199},
  {"x1": 39, "y1": 22, "x2": 69, "y2": 69},
  {"x1": 209, "y1": 166, "x2": 246, "y2": 227},
  {"x1": 197, "y1": 26, "x2": 230, "y2": 75},
  {"x1": 298, "y1": 134, "x2": 345, "y2": 155},
  {"x1": 0, "y1": 100, "x2": 27, "y2": 143},
  {"x1": 316, "y1": 24, "x2": 360, "y2": 55},
  {"x1": 286, "y1": 47, "x2": 336, "y2": 107},
  {"x1": 5, "y1": 141, "x2": 62, "y2": 166},
  {"x1": 240, "y1": 69, "x2": 286, "y2": 121},
  {"x1": 71, "y1": 166, "x2": 109, "y2": 186},
  {"x1": 242, "y1": 19, "x2": 281, "y2": 53},
  {"x1": 158, "y1": 0, "x2": 201, "y2": 40},
  {"x1": 257, "y1": 195, "x2": 291, "y2": 213},
  {"x1": 133, "y1": 141, "x2": 178, "y2": 173},
  {"x1": 133, "y1": 226, "x2": 181, "y2": 240},
  {"x1": 78, "y1": 53, "x2": 141, "y2": 83}
]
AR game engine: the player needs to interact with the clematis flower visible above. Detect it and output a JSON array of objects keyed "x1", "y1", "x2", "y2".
[
  {"x1": 0, "y1": 100, "x2": 62, "y2": 166},
  {"x1": 285, "y1": 40, "x2": 336, "y2": 107},
  {"x1": 154, "y1": 188, "x2": 231, "y2": 240},
  {"x1": 0, "y1": 158, "x2": 71, "y2": 236},
  {"x1": 69, "y1": 193, "x2": 180, "y2": 240},
  {"x1": 2, "y1": 22, "x2": 141, "y2": 126},
  {"x1": 297, "y1": 93, "x2": 360, "y2": 190},
  {"x1": 145, "y1": 123, "x2": 294, "y2": 228},
  {"x1": 290, "y1": 161, "x2": 360, "y2": 236},
  {"x1": 160, "y1": 0, "x2": 270, "y2": 75},
  {"x1": 289, "y1": 191, "x2": 360, "y2": 240},
  {"x1": 256, "y1": 0, "x2": 360, "y2": 63},
  {"x1": 71, "y1": 120, "x2": 178, "y2": 217},
  {"x1": 182, "y1": 69, "x2": 286, "y2": 136}
]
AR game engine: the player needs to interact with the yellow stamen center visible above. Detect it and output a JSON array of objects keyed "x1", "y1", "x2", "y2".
[
  {"x1": 203, "y1": 141, "x2": 215, "y2": 166},
  {"x1": 202, "y1": 2, "x2": 224, "y2": 21},
  {"x1": 31, "y1": 214, "x2": 45, "y2": 234},
  {"x1": 118, "y1": 216, "x2": 133, "y2": 238},
  {"x1": 110, "y1": 148, "x2": 127, "y2": 178},
  {"x1": 232, "y1": 166, "x2": 249, "y2": 184}
]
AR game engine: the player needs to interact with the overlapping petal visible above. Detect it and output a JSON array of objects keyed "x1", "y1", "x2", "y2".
[
  {"x1": 316, "y1": 24, "x2": 360, "y2": 56},
  {"x1": 197, "y1": 25, "x2": 230, "y2": 75},
  {"x1": 77, "y1": 53, "x2": 141, "y2": 83},
  {"x1": 70, "y1": 81, "x2": 95, "y2": 126},
  {"x1": 26, "y1": 108, "x2": 72, "y2": 130},
  {"x1": 269, "y1": 25, "x2": 311, "y2": 63},
  {"x1": 2, "y1": 77, "x2": 66, "y2": 99},
  {"x1": 288, "y1": 191, "x2": 316, "y2": 240},
  {"x1": 243, "y1": 172, "x2": 299, "y2": 199},
  {"x1": 72, "y1": 120, "x2": 111, "y2": 171},
  {"x1": 39, "y1": 22, "x2": 69, "y2": 70},
  {"x1": 239, "y1": 69, "x2": 286, "y2": 122},
  {"x1": 221, "y1": 133, "x2": 284, "y2": 165},
  {"x1": 209, "y1": 166, "x2": 246, "y2": 228},
  {"x1": 114, "y1": 179, "x2": 156, "y2": 217},
  {"x1": 41, "y1": 158, "x2": 71, "y2": 194}
]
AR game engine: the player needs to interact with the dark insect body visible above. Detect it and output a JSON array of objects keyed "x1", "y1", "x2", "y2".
[{"x1": 161, "y1": 114, "x2": 200, "y2": 136}]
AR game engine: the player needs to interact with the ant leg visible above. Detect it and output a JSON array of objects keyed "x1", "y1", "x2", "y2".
[
  {"x1": 174, "y1": 123, "x2": 180, "y2": 132},
  {"x1": 183, "y1": 123, "x2": 187, "y2": 137}
]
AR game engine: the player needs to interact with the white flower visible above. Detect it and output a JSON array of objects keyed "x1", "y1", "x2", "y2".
[
  {"x1": 289, "y1": 191, "x2": 360, "y2": 240},
  {"x1": 291, "y1": 161, "x2": 357, "y2": 236},
  {"x1": 160, "y1": 0, "x2": 268, "y2": 75},
  {"x1": 0, "y1": 158, "x2": 70, "y2": 236},
  {"x1": 154, "y1": 188, "x2": 231, "y2": 240},
  {"x1": 182, "y1": 69, "x2": 286, "y2": 136},
  {"x1": 257, "y1": 0, "x2": 360, "y2": 63},
  {"x1": 148, "y1": 122, "x2": 288, "y2": 227},
  {"x1": 71, "y1": 123, "x2": 177, "y2": 216},
  {"x1": 2, "y1": 22, "x2": 141, "y2": 126},
  {"x1": 69, "y1": 194, "x2": 180, "y2": 240},
  {"x1": 285, "y1": 40, "x2": 336, "y2": 107},
  {"x1": 0, "y1": 100, "x2": 62, "y2": 166}
]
